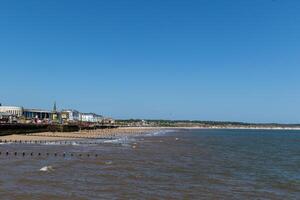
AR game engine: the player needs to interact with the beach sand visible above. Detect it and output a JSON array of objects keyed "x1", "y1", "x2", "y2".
[{"x1": 0, "y1": 127, "x2": 165, "y2": 142}]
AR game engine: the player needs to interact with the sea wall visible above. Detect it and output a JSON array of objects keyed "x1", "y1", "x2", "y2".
[{"x1": 0, "y1": 124, "x2": 79, "y2": 136}]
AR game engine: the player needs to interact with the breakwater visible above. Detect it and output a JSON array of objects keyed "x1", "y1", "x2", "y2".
[
  {"x1": 0, "y1": 151, "x2": 101, "y2": 158},
  {"x1": 0, "y1": 139, "x2": 114, "y2": 145}
]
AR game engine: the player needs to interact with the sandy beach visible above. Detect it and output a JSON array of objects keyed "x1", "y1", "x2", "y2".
[{"x1": 0, "y1": 127, "x2": 166, "y2": 142}]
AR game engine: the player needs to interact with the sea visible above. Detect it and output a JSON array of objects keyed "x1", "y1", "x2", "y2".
[{"x1": 0, "y1": 129, "x2": 299, "y2": 200}]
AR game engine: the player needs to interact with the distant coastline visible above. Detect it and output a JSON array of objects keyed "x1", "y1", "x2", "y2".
[
  {"x1": 172, "y1": 126, "x2": 300, "y2": 131},
  {"x1": 123, "y1": 126, "x2": 300, "y2": 131},
  {"x1": 116, "y1": 119, "x2": 300, "y2": 131}
]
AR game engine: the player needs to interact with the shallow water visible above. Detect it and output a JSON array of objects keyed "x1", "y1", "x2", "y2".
[{"x1": 0, "y1": 129, "x2": 299, "y2": 199}]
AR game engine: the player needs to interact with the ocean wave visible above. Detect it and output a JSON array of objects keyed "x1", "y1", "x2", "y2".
[
  {"x1": 41, "y1": 141, "x2": 80, "y2": 146},
  {"x1": 39, "y1": 166, "x2": 54, "y2": 172},
  {"x1": 0, "y1": 142, "x2": 14, "y2": 145},
  {"x1": 100, "y1": 136, "x2": 138, "y2": 148},
  {"x1": 144, "y1": 129, "x2": 174, "y2": 137},
  {"x1": 103, "y1": 138, "x2": 125, "y2": 144},
  {"x1": 103, "y1": 136, "x2": 135, "y2": 144}
]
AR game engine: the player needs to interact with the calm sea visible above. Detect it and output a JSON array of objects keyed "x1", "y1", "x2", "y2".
[{"x1": 0, "y1": 129, "x2": 299, "y2": 199}]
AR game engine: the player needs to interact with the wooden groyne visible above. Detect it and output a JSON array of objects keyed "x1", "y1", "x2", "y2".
[
  {"x1": 0, "y1": 151, "x2": 102, "y2": 158},
  {"x1": 0, "y1": 139, "x2": 114, "y2": 145}
]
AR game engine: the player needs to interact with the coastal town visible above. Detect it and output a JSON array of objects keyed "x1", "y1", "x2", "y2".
[
  {"x1": 0, "y1": 102, "x2": 161, "y2": 142},
  {"x1": 0, "y1": 102, "x2": 115, "y2": 125},
  {"x1": 1, "y1": 102, "x2": 300, "y2": 132}
]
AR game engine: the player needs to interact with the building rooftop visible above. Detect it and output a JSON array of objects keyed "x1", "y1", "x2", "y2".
[
  {"x1": 23, "y1": 108, "x2": 53, "y2": 113},
  {"x1": 61, "y1": 109, "x2": 80, "y2": 113}
]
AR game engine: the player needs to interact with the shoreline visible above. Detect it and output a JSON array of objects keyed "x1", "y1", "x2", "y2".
[
  {"x1": 166, "y1": 126, "x2": 300, "y2": 131},
  {"x1": 0, "y1": 127, "x2": 165, "y2": 142},
  {"x1": 120, "y1": 126, "x2": 300, "y2": 130},
  {"x1": 0, "y1": 126, "x2": 299, "y2": 143}
]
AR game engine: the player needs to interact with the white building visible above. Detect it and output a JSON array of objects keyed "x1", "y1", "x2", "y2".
[
  {"x1": 61, "y1": 109, "x2": 80, "y2": 121},
  {"x1": 81, "y1": 113, "x2": 103, "y2": 123},
  {"x1": 0, "y1": 106, "x2": 23, "y2": 117},
  {"x1": 81, "y1": 113, "x2": 96, "y2": 122}
]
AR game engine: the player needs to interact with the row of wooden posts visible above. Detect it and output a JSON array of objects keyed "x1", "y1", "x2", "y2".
[
  {"x1": 0, "y1": 151, "x2": 100, "y2": 158},
  {"x1": 0, "y1": 139, "x2": 114, "y2": 145}
]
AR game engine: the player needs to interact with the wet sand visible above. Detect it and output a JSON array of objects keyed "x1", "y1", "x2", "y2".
[{"x1": 0, "y1": 127, "x2": 165, "y2": 142}]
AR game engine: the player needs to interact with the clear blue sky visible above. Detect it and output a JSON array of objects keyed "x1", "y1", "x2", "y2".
[{"x1": 1, "y1": 0, "x2": 300, "y2": 123}]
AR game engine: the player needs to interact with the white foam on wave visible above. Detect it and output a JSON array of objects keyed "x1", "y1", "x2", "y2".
[
  {"x1": 105, "y1": 161, "x2": 113, "y2": 165},
  {"x1": 70, "y1": 142, "x2": 80, "y2": 146},
  {"x1": 101, "y1": 136, "x2": 137, "y2": 147},
  {"x1": 144, "y1": 129, "x2": 174, "y2": 137},
  {"x1": 40, "y1": 166, "x2": 54, "y2": 172},
  {"x1": 103, "y1": 138, "x2": 124, "y2": 144},
  {"x1": 103, "y1": 136, "x2": 135, "y2": 144},
  {"x1": 0, "y1": 142, "x2": 14, "y2": 145},
  {"x1": 42, "y1": 141, "x2": 80, "y2": 146},
  {"x1": 42, "y1": 141, "x2": 60, "y2": 146}
]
